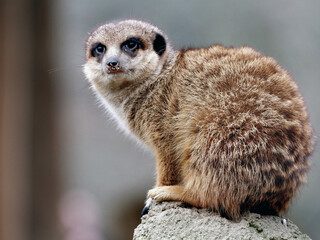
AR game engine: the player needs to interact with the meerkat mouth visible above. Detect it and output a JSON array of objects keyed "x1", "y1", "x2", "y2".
[{"x1": 107, "y1": 66, "x2": 123, "y2": 74}]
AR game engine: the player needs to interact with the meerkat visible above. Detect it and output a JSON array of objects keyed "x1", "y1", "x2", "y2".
[{"x1": 83, "y1": 19, "x2": 314, "y2": 220}]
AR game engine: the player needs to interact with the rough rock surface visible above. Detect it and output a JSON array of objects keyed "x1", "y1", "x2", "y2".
[{"x1": 133, "y1": 201, "x2": 310, "y2": 240}]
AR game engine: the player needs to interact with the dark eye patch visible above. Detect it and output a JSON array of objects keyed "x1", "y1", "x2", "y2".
[
  {"x1": 121, "y1": 38, "x2": 144, "y2": 54},
  {"x1": 91, "y1": 42, "x2": 106, "y2": 57},
  {"x1": 153, "y1": 34, "x2": 166, "y2": 56}
]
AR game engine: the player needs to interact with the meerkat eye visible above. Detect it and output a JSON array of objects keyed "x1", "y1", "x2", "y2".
[
  {"x1": 121, "y1": 38, "x2": 143, "y2": 52},
  {"x1": 91, "y1": 43, "x2": 106, "y2": 57},
  {"x1": 127, "y1": 41, "x2": 137, "y2": 50}
]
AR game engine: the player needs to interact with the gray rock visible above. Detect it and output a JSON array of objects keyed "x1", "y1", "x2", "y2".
[{"x1": 133, "y1": 201, "x2": 311, "y2": 240}]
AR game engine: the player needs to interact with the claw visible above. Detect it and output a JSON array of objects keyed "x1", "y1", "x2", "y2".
[
  {"x1": 141, "y1": 198, "x2": 152, "y2": 217},
  {"x1": 141, "y1": 205, "x2": 149, "y2": 217}
]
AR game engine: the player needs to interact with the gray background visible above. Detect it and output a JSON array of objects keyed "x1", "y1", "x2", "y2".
[{"x1": 51, "y1": 1, "x2": 320, "y2": 239}]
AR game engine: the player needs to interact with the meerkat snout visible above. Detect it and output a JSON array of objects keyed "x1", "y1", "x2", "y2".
[
  {"x1": 106, "y1": 58, "x2": 121, "y2": 73},
  {"x1": 106, "y1": 58, "x2": 119, "y2": 67}
]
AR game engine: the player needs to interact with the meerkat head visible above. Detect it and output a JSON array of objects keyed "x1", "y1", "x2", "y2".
[{"x1": 84, "y1": 19, "x2": 173, "y2": 90}]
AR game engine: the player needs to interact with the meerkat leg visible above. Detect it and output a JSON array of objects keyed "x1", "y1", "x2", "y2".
[
  {"x1": 145, "y1": 151, "x2": 204, "y2": 212},
  {"x1": 142, "y1": 152, "x2": 181, "y2": 216},
  {"x1": 155, "y1": 152, "x2": 180, "y2": 186},
  {"x1": 147, "y1": 158, "x2": 203, "y2": 208}
]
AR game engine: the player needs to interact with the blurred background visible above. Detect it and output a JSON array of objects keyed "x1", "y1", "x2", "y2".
[{"x1": 0, "y1": 0, "x2": 319, "y2": 239}]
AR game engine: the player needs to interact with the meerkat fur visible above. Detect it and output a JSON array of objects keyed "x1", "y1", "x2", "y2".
[{"x1": 83, "y1": 19, "x2": 314, "y2": 220}]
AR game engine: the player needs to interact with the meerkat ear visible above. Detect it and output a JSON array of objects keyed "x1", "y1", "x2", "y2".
[{"x1": 153, "y1": 33, "x2": 166, "y2": 56}]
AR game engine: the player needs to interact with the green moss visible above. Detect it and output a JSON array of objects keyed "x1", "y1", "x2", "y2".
[{"x1": 249, "y1": 220, "x2": 263, "y2": 233}]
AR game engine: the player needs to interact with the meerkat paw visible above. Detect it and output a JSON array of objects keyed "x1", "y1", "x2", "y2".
[
  {"x1": 141, "y1": 186, "x2": 183, "y2": 217},
  {"x1": 147, "y1": 186, "x2": 172, "y2": 201},
  {"x1": 147, "y1": 185, "x2": 184, "y2": 202}
]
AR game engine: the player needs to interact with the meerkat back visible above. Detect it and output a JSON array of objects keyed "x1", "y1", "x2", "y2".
[{"x1": 84, "y1": 20, "x2": 314, "y2": 220}]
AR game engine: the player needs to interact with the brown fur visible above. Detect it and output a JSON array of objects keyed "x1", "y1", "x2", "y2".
[{"x1": 84, "y1": 20, "x2": 314, "y2": 220}]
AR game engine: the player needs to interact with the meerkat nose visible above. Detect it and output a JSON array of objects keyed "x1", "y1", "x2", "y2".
[{"x1": 106, "y1": 58, "x2": 120, "y2": 68}]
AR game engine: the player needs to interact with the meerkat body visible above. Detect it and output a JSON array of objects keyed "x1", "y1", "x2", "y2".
[{"x1": 84, "y1": 20, "x2": 314, "y2": 220}]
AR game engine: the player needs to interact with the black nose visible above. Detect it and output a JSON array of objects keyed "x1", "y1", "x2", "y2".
[{"x1": 106, "y1": 58, "x2": 119, "y2": 67}]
